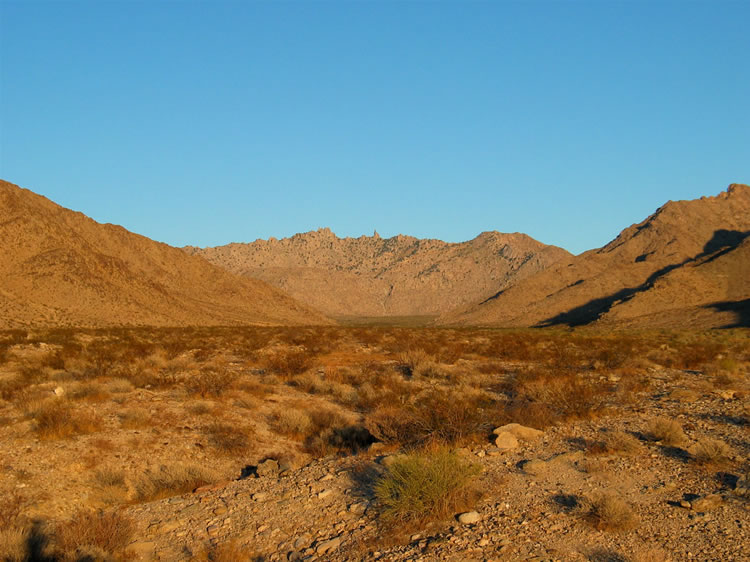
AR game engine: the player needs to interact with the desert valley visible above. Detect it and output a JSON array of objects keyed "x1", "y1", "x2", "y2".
[{"x1": 0, "y1": 179, "x2": 749, "y2": 562}]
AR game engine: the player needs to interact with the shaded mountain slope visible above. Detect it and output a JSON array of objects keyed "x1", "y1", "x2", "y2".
[
  {"x1": 442, "y1": 183, "x2": 750, "y2": 329},
  {"x1": 185, "y1": 229, "x2": 571, "y2": 317},
  {"x1": 0, "y1": 180, "x2": 328, "y2": 328}
]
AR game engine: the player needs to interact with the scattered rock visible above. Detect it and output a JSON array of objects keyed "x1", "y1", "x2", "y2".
[
  {"x1": 691, "y1": 494, "x2": 723, "y2": 512},
  {"x1": 257, "y1": 459, "x2": 280, "y2": 478},
  {"x1": 494, "y1": 431, "x2": 519, "y2": 452},
  {"x1": 315, "y1": 536, "x2": 342, "y2": 554},
  {"x1": 457, "y1": 511, "x2": 481, "y2": 524},
  {"x1": 493, "y1": 423, "x2": 544, "y2": 441}
]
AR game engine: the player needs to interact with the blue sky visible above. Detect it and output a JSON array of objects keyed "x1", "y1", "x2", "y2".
[{"x1": 1, "y1": 1, "x2": 748, "y2": 254}]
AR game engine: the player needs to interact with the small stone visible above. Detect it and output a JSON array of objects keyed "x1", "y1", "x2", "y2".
[
  {"x1": 257, "y1": 459, "x2": 280, "y2": 478},
  {"x1": 53, "y1": 386, "x2": 65, "y2": 397},
  {"x1": 494, "y1": 432, "x2": 519, "y2": 452},
  {"x1": 213, "y1": 506, "x2": 227, "y2": 516},
  {"x1": 493, "y1": 423, "x2": 544, "y2": 441},
  {"x1": 691, "y1": 494, "x2": 723, "y2": 512},
  {"x1": 457, "y1": 511, "x2": 481, "y2": 524},
  {"x1": 315, "y1": 536, "x2": 342, "y2": 554},
  {"x1": 318, "y1": 489, "x2": 333, "y2": 499}
]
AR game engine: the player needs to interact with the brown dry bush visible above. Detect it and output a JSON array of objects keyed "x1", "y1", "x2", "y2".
[
  {"x1": 586, "y1": 491, "x2": 640, "y2": 532},
  {"x1": 52, "y1": 509, "x2": 134, "y2": 561},
  {"x1": 500, "y1": 369, "x2": 612, "y2": 428},
  {"x1": 0, "y1": 375, "x2": 28, "y2": 401},
  {"x1": 263, "y1": 347, "x2": 315, "y2": 377},
  {"x1": 202, "y1": 422, "x2": 253, "y2": 455},
  {"x1": 366, "y1": 390, "x2": 496, "y2": 448},
  {"x1": 67, "y1": 381, "x2": 111, "y2": 402},
  {"x1": 645, "y1": 417, "x2": 687, "y2": 446},
  {"x1": 588, "y1": 430, "x2": 643, "y2": 456},
  {"x1": 186, "y1": 367, "x2": 236, "y2": 398},
  {"x1": 130, "y1": 463, "x2": 219, "y2": 503},
  {"x1": 32, "y1": 400, "x2": 102, "y2": 440},
  {"x1": 305, "y1": 424, "x2": 374, "y2": 457},
  {"x1": 268, "y1": 408, "x2": 313, "y2": 438},
  {"x1": 688, "y1": 437, "x2": 732, "y2": 466},
  {"x1": 117, "y1": 408, "x2": 151, "y2": 429}
]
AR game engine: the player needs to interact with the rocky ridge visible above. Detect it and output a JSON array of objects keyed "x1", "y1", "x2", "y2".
[
  {"x1": 442, "y1": 184, "x2": 750, "y2": 328},
  {"x1": 0, "y1": 180, "x2": 328, "y2": 328},
  {"x1": 185, "y1": 229, "x2": 570, "y2": 318}
]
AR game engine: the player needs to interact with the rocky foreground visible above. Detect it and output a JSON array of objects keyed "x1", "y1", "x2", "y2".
[{"x1": 121, "y1": 368, "x2": 748, "y2": 562}]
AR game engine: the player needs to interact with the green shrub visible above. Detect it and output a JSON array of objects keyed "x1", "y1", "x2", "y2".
[{"x1": 375, "y1": 448, "x2": 481, "y2": 524}]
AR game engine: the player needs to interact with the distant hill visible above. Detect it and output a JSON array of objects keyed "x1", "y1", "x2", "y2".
[
  {"x1": 0, "y1": 180, "x2": 328, "y2": 328},
  {"x1": 441, "y1": 184, "x2": 750, "y2": 329},
  {"x1": 185, "y1": 229, "x2": 571, "y2": 318}
]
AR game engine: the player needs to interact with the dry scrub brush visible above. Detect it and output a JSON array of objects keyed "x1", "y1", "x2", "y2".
[
  {"x1": 645, "y1": 417, "x2": 688, "y2": 447},
  {"x1": 31, "y1": 399, "x2": 102, "y2": 440},
  {"x1": 688, "y1": 437, "x2": 733, "y2": 467},
  {"x1": 586, "y1": 491, "x2": 640, "y2": 532},
  {"x1": 365, "y1": 389, "x2": 497, "y2": 448},
  {"x1": 201, "y1": 421, "x2": 254, "y2": 455},
  {"x1": 588, "y1": 430, "x2": 643, "y2": 456},
  {"x1": 129, "y1": 463, "x2": 219, "y2": 503},
  {"x1": 52, "y1": 509, "x2": 135, "y2": 561}
]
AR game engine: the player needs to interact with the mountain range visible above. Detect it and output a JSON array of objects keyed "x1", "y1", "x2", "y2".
[
  {"x1": 185, "y1": 229, "x2": 570, "y2": 318},
  {"x1": 1, "y1": 179, "x2": 748, "y2": 329},
  {"x1": 442, "y1": 183, "x2": 750, "y2": 329},
  {"x1": 0, "y1": 180, "x2": 327, "y2": 328}
]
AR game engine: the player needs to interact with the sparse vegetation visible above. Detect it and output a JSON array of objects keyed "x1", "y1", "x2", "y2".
[
  {"x1": 688, "y1": 437, "x2": 733, "y2": 466},
  {"x1": 32, "y1": 400, "x2": 102, "y2": 440},
  {"x1": 130, "y1": 463, "x2": 220, "y2": 502},
  {"x1": 0, "y1": 326, "x2": 747, "y2": 560},
  {"x1": 52, "y1": 509, "x2": 135, "y2": 561},
  {"x1": 374, "y1": 448, "x2": 482, "y2": 524},
  {"x1": 587, "y1": 491, "x2": 640, "y2": 532},
  {"x1": 645, "y1": 417, "x2": 688, "y2": 447}
]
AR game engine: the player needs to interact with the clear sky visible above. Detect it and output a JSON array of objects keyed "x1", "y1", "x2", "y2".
[{"x1": 1, "y1": 1, "x2": 747, "y2": 254}]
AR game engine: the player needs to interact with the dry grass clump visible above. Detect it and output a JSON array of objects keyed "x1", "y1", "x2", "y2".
[
  {"x1": 185, "y1": 367, "x2": 236, "y2": 398},
  {"x1": 66, "y1": 381, "x2": 111, "y2": 402},
  {"x1": 688, "y1": 437, "x2": 733, "y2": 466},
  {"x1": 268, "y1": 407, "x2": 313, "y2": 438},
  {"x1": 92, "y1": 466, "x2": 129, "y2": 505},
  {"x1": 105, "y1": 378, "x2": 135, "y2": 394},
  {"x1": 588, "y1": 430, "x2": 643, "y2": 456},
  {"x1": 202, "y1": 422, "x2": 253, "y2": 455},
  {"x1": 117, "y1": 408, "x2": 151, "y2": 429},
  {"x1": 130, "y1": 463, "x2": 219, "y2": 503},
  {"x1": 586, "y1": 491, "x2": 640, "y2": 532},
  {"x1": 32, "y1": 400, "x2": 102, "y2": 440},
  {"x1": 263, "y1": 347, "x2": 314, "y2": 377},
  {"x1": 186, "y1": 401, "x2": 216, "y2": 416},
  {"x1": 52, "y1": 509, "x2": 134, "y2": 561},
  {"x1": 397, "y1": 349, "x2": 440, "y2": 378},
  {"x1": 500, "y1": 369, "x2": 613, "y2": 429},
  {"x1": 305, "y1": 424, "x2": 375, "y2": 457},
  {"x1": 668, "y1": 387, "x2": 701, "y2": 403},
  {"x1": 645, "y1": 417, "x2": 687, "y2": 446},
  {"x1": 0, "y1": 492, "x2": 28, "y2": 558},
  {"x1": 374, "y1": 447, "x2": 482, "y2": 525}
]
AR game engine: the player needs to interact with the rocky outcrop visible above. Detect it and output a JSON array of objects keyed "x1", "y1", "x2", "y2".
[{"x1": 185, "y1": 229, "x2": 570, "y2": 318}]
